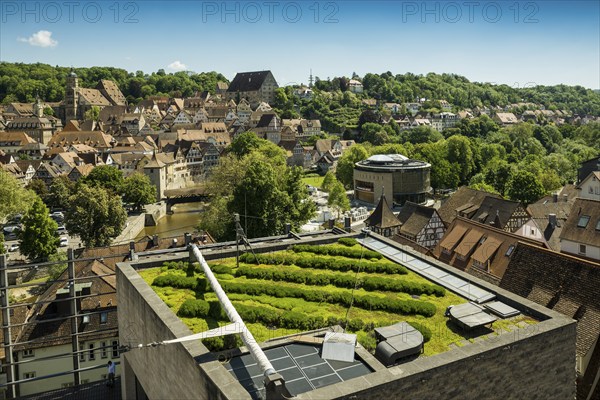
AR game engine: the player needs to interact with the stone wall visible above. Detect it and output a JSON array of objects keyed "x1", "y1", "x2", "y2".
[
  {"x1": 298, "y1": 319, "x2": 576, "y2": 399},
  {"x1": 117, "y1": 263, "x2": 248, "y2": 400}
]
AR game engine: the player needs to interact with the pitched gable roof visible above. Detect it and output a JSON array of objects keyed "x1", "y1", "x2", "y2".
[
  {"x1": 559, "y1": 198, "x2": 600, "y2": 248},
  {"x1": 78, "y1": 88, "x2": 111, "y2": 106},
  {"x1": 365, "y1": 193, "x2": 400, "y2": 229},
  {"x1": 396, "y1": 201, "x2": 436, "y2": 237},
  {"x1": 500, "y1": 243, "x2": 600, "y2": 361},
  {"x1": 227, "y1": 71, "x2": 272, "y2": 92},
  {"x1": 437, "y1": 186, "x2": 502, "y2": 226},
  {"x1": 96, "y1": 79, "x2": 126, "y2": 106},
  {"x1": 471, "y1": 196, "x2": 523, "y2": 229}
]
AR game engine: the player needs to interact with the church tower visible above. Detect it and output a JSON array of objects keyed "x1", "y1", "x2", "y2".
[{"x1": 65, "y1": 69, "x2": 79, "y2": 121}]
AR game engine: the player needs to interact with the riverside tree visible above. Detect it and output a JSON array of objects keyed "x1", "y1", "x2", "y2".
[
  {"x1": 18, "y1": 197, "x2": 59, "y2": 261},
  {"x1": 65, "y1": 184, "x2": 127, "y2": 248}
]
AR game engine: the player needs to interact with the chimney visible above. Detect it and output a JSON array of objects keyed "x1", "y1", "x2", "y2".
[
  {"x1": 552, "y1": 193, "x2": 558, "y2": 203},
  {"x1": 152, "y1": 235, "x2": 159, "y2": 247},
  {"x1": 184, "y1": 233, "x2": 192, "y2": 246},
  {"x1": 344, "y1": 216, "x2": 352, "y2": 232},
  {"x1": 284, "y1": 223, "x2": 291, "y2": 235},
  {"x1": 563, "y1": 194, "x2": 568, "y2": 202},
  {"x1": 549, "y1": 214, "x2": 557, "y2": 227},
  {"x1": 328, "y1": 218, "x2": 335, "y2": 229}
]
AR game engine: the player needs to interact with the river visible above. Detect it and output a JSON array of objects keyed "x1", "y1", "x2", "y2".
[{"x1": 135, "y1": 202, "x2": 206, "y2": 239}]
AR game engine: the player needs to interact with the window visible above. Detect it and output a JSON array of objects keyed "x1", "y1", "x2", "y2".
[
  {"x1": 505, "y1": 245, "x2": 515, "y2": 257},
  {"x1": 24, "y1": 372, "x2": 36, "y2": 379},
  {"x1": 590, "y1": 186, "x2": 594, "y2": 194},
  {"x1": 100, "y1": 312, "x2": 108, "y2": 324},
  {"x1": 596, "y1": 220, "x2": 600, "y2": 231},
  {"x1": 88, "y1": 343, "x2": 95, "y2": 361},
  {"x1": 22, "y1": 349, "x2": 34, "y2": 358},
  {"x1": 579, "y1": 244, "x2": 586, "y2": 255},
  {"x1": 578, "y1": 216, "x2": 590, "y2": 228},
  {"x1": 112, "y1": 340, "x2": 119, "y2": 358},
  {"x1": 79, "y1": 347, "x2": 85, "y2": 362},
  {"x1": 531, "y1": 229, "x2": 535, "y2": 235},
  {"x1": 101, "y1": 341, "x2": 107, "y2": 359}
]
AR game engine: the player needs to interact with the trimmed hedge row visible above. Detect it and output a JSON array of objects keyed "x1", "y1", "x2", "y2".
[
  {"x1": 160, "y1": 261, "x2": 233, "y2": 276},
  {"x1": 152, "y1": 274, "x2": 207, "y2": 291},
  {"x1": 219, "y1": 281, "x2": 436, "y2": 317},
  {"x1": 337, "y1": 238, "x2": 358, "y2": 247},
  {"x1": 178, "y1": 299, "x2": 210, "y2": 318},
  {"x1": 290, "y1": 244, "x2": 382, "y2": 259},
  {"x1": 239, "y1": 252, "x2": 407, "y2": 275},
  {"x1": 235, "y1": 265, "x2": 444, "y2": 297}
]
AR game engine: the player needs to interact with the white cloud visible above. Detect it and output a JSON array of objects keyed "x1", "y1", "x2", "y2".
[
  {"x1": 167, "y1": 61, "x2": 187, "y2": 71},
  {"x1": 18, "y1": 30, "x2": 58, "y2": 48}
]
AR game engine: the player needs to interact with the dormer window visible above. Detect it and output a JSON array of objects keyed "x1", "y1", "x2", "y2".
[{"x1": 577, "y1": 216, "x2": 590, "y2": 228}]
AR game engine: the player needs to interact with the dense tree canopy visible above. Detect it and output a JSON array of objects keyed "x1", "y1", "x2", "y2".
[
  {"x1": 198, "y1": 134, "x2": 315, "y2": 240},
  {"x1": 123, "y1": 173, "x2": 156, "y2": 211},
  {"x1": 18, "y1": 197, "x2": 59, "y2": 261},
  {"x1": 65, "y1": 184, "x2": 127, "y2": 248},
  {"x1": 0, "y1": 62, "x2": 229, "y2": 104},
  {"x1": 0, "y1": 170, "x2": 35, "y2": 220}
]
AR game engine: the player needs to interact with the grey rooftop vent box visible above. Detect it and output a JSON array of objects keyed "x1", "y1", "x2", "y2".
[{"x1": 321, "y1": 332, "x2": 356, "y2": 363}]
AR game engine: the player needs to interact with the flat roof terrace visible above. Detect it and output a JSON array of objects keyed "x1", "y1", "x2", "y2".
[{"x1": 117, "y1": 232, "x2": 576, "y2": 399}]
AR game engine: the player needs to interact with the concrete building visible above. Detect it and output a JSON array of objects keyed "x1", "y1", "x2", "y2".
[
  {"x1": 116, "y1": 233, "x2": 576, "y2": 400},
  {"x1": 354, "y1": 154, "x2": 431, "y2": 206}
]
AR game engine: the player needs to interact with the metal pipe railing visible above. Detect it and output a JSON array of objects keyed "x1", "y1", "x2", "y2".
[{"x1": 189, "y1": 244, "x2": 276, "y2": 377}]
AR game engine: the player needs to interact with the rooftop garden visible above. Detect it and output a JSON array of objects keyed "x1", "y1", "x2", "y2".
[{"x1": 139, "y1": 238, "x2": 535, "y2": 356}]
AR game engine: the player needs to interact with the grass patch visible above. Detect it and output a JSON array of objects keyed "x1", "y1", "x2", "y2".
[
  {"x1": 302, "y1": 175, "x2": 324, "y2": 188},
  {"x1": 140, "y1": 243, "x2": 537, "y2": 358}
]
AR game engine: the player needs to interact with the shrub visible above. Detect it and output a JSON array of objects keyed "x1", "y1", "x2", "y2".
[
  {"x1": 409, "y1": 322, "x2": 432, "y2": 343},
  {"x1": 177, "y1": 299, "x2": 210, "y2": 318},
  {"x1": 337, "y1": 238, "x2": 358, "y2": 247},
  {"x1": 290, "y1": 244, "x2": 382, "y2": 259},
  {"x1": 220, "y1": 281, "x2": 436, "y2": 317},
  {"x1": 347, "y1": 318, "x2": 365, "y2": 332},
  {"x1": 239, "y1": 252, "x2": 406, "y2": 275},
  {"x1": 152, "y1": 274, "x2": 202, "y2": 290}
]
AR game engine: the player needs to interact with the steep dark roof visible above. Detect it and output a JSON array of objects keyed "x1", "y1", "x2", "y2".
[
  {"x1": 559, "y1": 198, "x2": 600, "y2": 251},
  {"x1": 256, "y1": 113, "x2": 278, "y2": 128},
  {"x1": 500, "y1": 243, "x2": 600, "y2": 361},
  {"x1": 365, "y1": 194, "x2": 400, "y2": 229},
  {"x1": 397, "y1": 201, "x2": 435, "y2": 237},
  {"x1": 527, "y1": 200, "x2": 573, "y2": 251},
  {"x1": 227, "y1": 71, "x2": 272, "y2": 92},
  {"x1": 471, "y1": 196, "x2": 523, "y2": 229},
  {"x1": 437, "y1": 186, "x2": 502, "y2": 226}
]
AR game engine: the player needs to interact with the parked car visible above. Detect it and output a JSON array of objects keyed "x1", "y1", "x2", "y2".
[
  {"x1": 50, "y1": 211, "x2": 65, "y2": 222},
  {"x1": 59, "y1": 237, "x2": 69, "y2": 247},
  {"x1": 8, "y1": 244, "x2": 19, "y2": 252},
  {"x1": 56, "y1": 225, "x2": 67, "y2": 234}
]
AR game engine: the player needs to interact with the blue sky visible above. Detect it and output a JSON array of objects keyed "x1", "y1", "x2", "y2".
[{"x1": 1, "y1": 1, "x2": 599, "y2": 89}]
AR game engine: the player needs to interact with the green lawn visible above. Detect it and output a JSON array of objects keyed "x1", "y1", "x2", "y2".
[
  {"x1": 302, "y1": 175, "x2": 324, "y2": 188},
  {"x1": 140, "y1": 243, "x2": 536, "y2": 357}
]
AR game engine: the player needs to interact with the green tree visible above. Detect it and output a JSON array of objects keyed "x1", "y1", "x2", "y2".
[
  {"x1": 0, "y1": 235, "x2": 5, "y2": 254},
  {"x1": 328, "y1": 180, "x2": 350, "y2": 218},
  {"x1": 123, "y1": 173, "x2": 156, "y2": 211},
  {"x1": 26, "y1": 178, "x2": 49, "y2": 204},
  {"x1": 0, "y1": 170, "x2": 35, "y2": 220},
  {"x1": 506, "y1": 170, "x2": 545, "y2": 205},
  {"x1": 84, "y1": 105, "x2": 100, "y2": 121},
  {"x1": 48, "y1": 176, "x2": 75, "y2": 210},
  {"x1": 65, "y1": 184, "x2": 127, "y2": 248},
  {"x1": 446, "y1": 135, "x2": 475, "y2": 183},
  {"x1": 321, "y1": 171, "x2": 336, "y2": 192},
  {"x1": 336, "y1": 144, "x2": 369, "y2": 188},
  {"x1": 484, "y1": 160, "x2": 513, "y2": 196},
  {"x1": 18, "y1": 197, "x2": 59, "y2": 261},
  {"x1": 47, "y1": 252, "x2": 67, "y2": 282},
  {"x1": 229, "y1": 132, "x2": 263, "y2": 158},
  {"x1": 82, "y1": 166, "x2": 124, "y2": 194}
]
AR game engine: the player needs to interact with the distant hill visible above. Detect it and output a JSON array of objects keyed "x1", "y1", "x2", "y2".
[
  {"x1": 0, "y1": 62, "x2": 599, "y2": 116},
  {"x1": 0, "y1": 62, "x2": 229, "y2": 105}
]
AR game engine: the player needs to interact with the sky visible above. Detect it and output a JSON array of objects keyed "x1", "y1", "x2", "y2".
[{"x1": 1, "y1": 1, "x2": 599, "y2": 89}]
